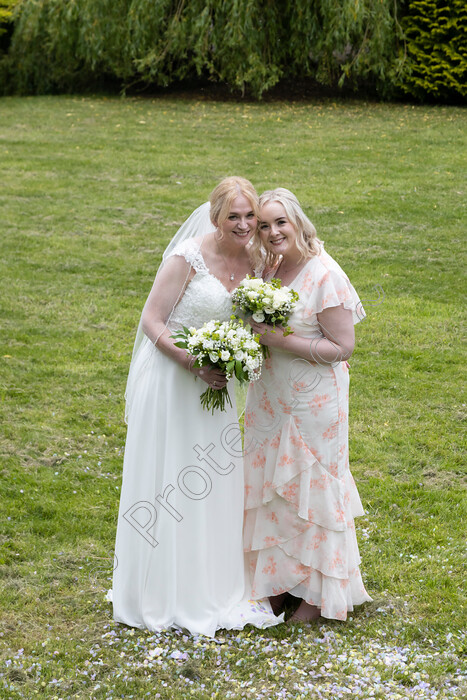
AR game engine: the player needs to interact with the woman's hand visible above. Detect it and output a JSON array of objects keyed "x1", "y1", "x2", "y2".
[
  {"x1": 190, "y1": 364, "x2": 228, "y2": 389},
  {"x1": 250, "y1": 305, "x2": 355, "y2": 365},
  {"x1": 248, "y1": 320, "x2": 286, "y2": 348}
]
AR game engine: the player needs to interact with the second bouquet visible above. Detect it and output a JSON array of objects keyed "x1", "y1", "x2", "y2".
[
  {"x1": 231, "y1": 275, "x2": 299, "y2": 356},
  {"x1": 172, "y1": 319, "x2": 263, "y2": 414}
]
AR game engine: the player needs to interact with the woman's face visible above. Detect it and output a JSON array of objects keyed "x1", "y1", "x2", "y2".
[
  {"x1": 259, "y1": 201, "x2": 298, "y2": 257},
  {"x1": 217, "y1": 194, "x2": 257, "y2": 246}
]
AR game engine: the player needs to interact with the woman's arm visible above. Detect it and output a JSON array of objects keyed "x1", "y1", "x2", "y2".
[
  {"x1": 249, "y1": 304, "x2": 355, "y2": 365},
  {"x1": 141, "y1": 255, "x2": 194, "y2": 368},
  {"x1": 141, "y1": 256, "x2": 227, "y2": 387}
]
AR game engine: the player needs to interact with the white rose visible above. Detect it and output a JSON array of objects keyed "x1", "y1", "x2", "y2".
[
  {"x1": 246, "y1": 356, "x2": 259, "y2": 370},
  {"x1": 247, "y1": 291, "x2": 259, "y2": 300},
  {"x1": 234, "y1": 351, "x2": 245, "y2": 361},
  {"x1": 252, "y1": 311, "x2": 265, "y2": 323},
  {"x1": 209, "y1": 352, "x2": 219, "y2": 364},
  {"x1": 272, "y1": 290, "x2": 289, "y2": 307},
  {"x1": 246, "y1": 278, "x2": 263, "y2": 290},
  {"x1": 220, "y1": 350, "x2": 230, "y2": 361}
]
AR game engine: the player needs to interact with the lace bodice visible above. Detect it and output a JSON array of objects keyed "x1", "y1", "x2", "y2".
[{"x1": 167, "y1": 239, "x2": 233, "y2": 331}]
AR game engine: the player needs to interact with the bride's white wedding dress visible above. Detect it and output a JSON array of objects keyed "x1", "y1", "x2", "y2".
[{"x1": 112, "y1": 240, "x2": 280, "y2": 637}]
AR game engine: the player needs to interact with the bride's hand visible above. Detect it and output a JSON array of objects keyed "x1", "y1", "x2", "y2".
[{"x1": 190, "y1": 364, "x2": 228, "y2": 389}]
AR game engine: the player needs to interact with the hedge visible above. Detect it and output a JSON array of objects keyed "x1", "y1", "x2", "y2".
[
  {"x1": 400, "y1": 0, "x2": 467, "y2": 101},
  {"x1": 0, "y1": 0, "x2": 20, "y2": 41}
]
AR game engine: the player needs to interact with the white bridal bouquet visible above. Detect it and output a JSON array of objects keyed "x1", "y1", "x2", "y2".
[
  {"x1": 172, "y1": 319, "x2": 263, "y2": 413},
  {"x1": 232, "y1": 276, "x2": 299, "y2": 355}
]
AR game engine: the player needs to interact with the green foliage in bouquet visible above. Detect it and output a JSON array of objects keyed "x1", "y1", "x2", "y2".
[
  {"x1": 232, "y1": 276, "x2": 299, "y2": 336},
  {"x1": 399, "y1": 0, "x2": 467, "y2": 102},
  {"x1": 232, "y1": 276, "x2": 299, "y2": 359},
  {"x1": 172, "y1": 319, "x2": 262, "y2": 414}
]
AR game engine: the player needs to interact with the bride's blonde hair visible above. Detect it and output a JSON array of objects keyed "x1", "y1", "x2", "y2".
[
  {"x1": 251, "y1": 188, "x2": 321, "y2": 272},
  {"x1": 209, "y1": 176, "x2": 259, "y2": 227}
]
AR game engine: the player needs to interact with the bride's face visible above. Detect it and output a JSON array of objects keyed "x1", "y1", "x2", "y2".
[{"x1": 217, "y1": 194, "x2": 257, "y2": 247}]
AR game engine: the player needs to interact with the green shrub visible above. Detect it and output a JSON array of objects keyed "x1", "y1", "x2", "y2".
[
  {"x1": 0, "y1": 0, "x2": 20, "y2": 91},
  {"x1": 0, "y1": 0, "x2": 21, "y2": 46},
  {"x1": 5, "y1": 1, "x2": 465, "y2": 102},
  {"x1": 1, "y1": 0, "x2": 127, "y2": 93},
  {"x1": 400, "y1": 0, "x2": 467, "y2": 101},
  {"x1": 0, "y1": 0, "x2": 17, "y2": 32},
  {"x1": 3, "y1": 0, "x2": 404, "y2": 97}
]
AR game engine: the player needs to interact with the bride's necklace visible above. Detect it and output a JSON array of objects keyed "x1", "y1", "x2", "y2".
[{"x1": 216, "y1": 234, "x2": 241, "y2": 281}]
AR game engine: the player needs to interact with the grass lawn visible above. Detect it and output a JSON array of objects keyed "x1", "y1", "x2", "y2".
[{"x1": 0, "y1": 94, "x2": 466, "y2": 699}]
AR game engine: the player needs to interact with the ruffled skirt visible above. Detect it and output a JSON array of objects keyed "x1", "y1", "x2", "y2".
[{"x1": 244, "y1": 359, "x2": 372, "y2": 620}]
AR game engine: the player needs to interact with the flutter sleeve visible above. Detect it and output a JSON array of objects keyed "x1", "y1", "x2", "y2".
[
  {"x1": 301, "y1": 250, "x2": 366, "y2": 325},
  {"x1": 168, "y1": 238, "x2": 209, "y2": 274}
]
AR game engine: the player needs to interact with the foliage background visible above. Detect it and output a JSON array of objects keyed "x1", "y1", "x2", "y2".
[{"x1": 0, "y1": 0, "x2": 465, "y2": 102}]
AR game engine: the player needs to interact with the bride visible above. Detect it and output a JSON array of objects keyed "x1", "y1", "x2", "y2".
[{"x1": 112, "y1": 177, "x2": 281, "y2": 636}]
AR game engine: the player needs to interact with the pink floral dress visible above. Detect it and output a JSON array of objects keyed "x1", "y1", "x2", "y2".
[{"x1": 243, "y1": 248, "x2": 372, "y2": 620}]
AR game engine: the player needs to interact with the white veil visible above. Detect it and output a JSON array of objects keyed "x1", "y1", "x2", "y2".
[
  {"x1": 161, "y1": 201, "x2": 213, "y2": 263},
  {"x1": 124, "y1": 201, "x2": 215, "y2": 422}
]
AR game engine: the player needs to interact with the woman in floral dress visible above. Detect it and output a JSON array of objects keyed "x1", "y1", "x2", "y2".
[{"x1": 244, "y1": 188, "x2": 372, "y2": 623}]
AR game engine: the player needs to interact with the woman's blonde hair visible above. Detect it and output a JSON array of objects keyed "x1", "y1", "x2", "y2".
[
  {"x1": 209, "y1": 176, "x2": 259, "y2": 227},
  {"x1": 251, "y1": 188, "x2": 321, "y2": 271}
]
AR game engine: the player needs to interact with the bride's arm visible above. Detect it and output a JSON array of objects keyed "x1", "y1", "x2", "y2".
[
  {"x1": 141, "y1": 255, "x2": 194, "y2": 368},
  {"x1": 141, "y1": 256, "x2": 228, "y2": 387}
]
